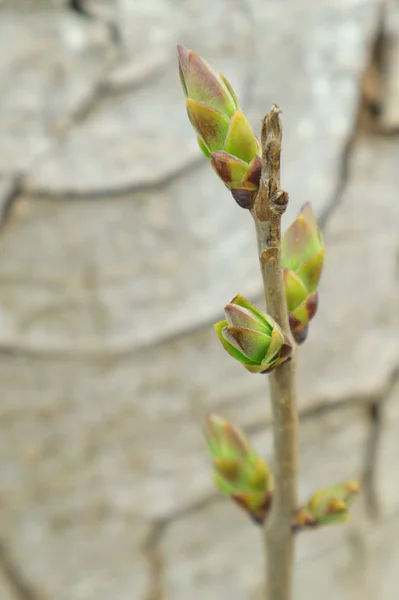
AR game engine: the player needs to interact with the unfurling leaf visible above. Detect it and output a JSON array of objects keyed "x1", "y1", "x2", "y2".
[{"x1": 214, "y1": 294, "x2": 292, "y2": 373}]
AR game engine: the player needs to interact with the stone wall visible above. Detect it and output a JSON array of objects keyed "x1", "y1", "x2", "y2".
[{"x1": 0, "y1": 1, "x2": 399, "y2": 599}]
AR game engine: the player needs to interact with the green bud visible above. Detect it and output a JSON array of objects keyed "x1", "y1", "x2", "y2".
[
  {"x1": 282, "y1": 202, "x2": 325, "y2": 344},
  {"x1": 177, "y1": 45, "x2": 261, "y2": 209},
  {"x1": 214, "y1": 294, "x2": 292, "y2": 373},
  {"x1": 204, "y1": 414, "x2": 273, "y2": 524},
  {"x1": 297, "y1": 480, "x2": 360, "y2": 529},
  {"x1": 178, "y1": 45, "x2": 237, "y2": 115}
]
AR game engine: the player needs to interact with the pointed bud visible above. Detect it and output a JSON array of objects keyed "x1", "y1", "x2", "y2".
[
  {"x1": 177, "y1": 45, "x2": 237, "y2": 115},
  {"x1": 282, "y1": 203, "x2": 325, "y2": 343},
  {"x1": 204, "y1": 414, "x2": 273, "y2": 523},
  {"x1": 214, "y1": 294, "x2": 292, "y2": 373},
  {"x1": 177, "y1": 45, "x2": 261, "y2": 208},
  {"x1": 204, "y1": 414, "x2": 249, "y2": 460}
]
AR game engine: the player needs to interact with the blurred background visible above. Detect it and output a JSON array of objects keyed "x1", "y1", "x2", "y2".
[{"x1": 0, "y1": 0, "x2": 399, "y2": 598}]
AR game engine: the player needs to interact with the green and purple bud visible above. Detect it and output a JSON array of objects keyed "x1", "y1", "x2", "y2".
[
  {"x1": 177, "y1": 45, "x2": 262, "y2": 209},
  {"x1": 214, "y1": 294, "x2": 292, "y2": 373},
  {"x1": 282, "y1": 202, "x2": 325, "y2": 344},
  {"x1": 204, "y1": 414, "x2": 273, "y2": 524},
  {"x1": 293, "y1": 480, "x2": 360, "y2": 530}
]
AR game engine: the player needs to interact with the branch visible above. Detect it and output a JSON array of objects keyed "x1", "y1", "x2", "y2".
[{"x1": 251, "y1": 105, "x2": 298, "y2": 600}]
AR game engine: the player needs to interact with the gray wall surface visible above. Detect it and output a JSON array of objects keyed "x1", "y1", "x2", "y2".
[{"x1": 0, "y1": 1, "x2": 399, "y2": 599}]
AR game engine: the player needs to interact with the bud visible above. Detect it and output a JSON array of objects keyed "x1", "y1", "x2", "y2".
[
  {"x1": 204, "y1": 414, "x2": 273, "y2": 523},
  {"x1": 292, "y1": 508, "x2": 317, "y2": 531},
  {"x1": 295, "y1": 481, "x2": 360, "y2": 530},
  {"x1": 282, "y1": 202, "x2": 325, "y2": 344},
  {"x1": 214, "y1": 294, "x2": 292, "y2": 373},
  {"x1": 308, "y1": 492, "x2": 348, "y2": 526},
  {"x1": 177, "y1": 45, "x2": 261, "y2": 209}
]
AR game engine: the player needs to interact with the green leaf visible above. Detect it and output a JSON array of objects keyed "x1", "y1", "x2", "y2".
[
  {"x1": 282, "y1": 203, "x2": 323, "y2": 272},
  {"x1": 197, "y1": 136, "x2": 211, "y2": 158},
  {"x1": 224, "y1": 111, "x2": 258, "y2": 163},
  {"x1": 186, "y1": 99, "x2": 229, "y2": 151},
  {"x1": 210, "y1": 151, "x2": 249, "y2": 186},
  {"x1": 291, "y1": 292, "x2": 318, "y2": 328},
  {"x1": 219, "y1": 72, "x2": 240, "y2": 110},
  {"x1": 224, "y1": 303, "x2": 268, "y2": 332},
  {"x1": 283, "y1": 269, "x2": 309, "y2": 311},
  {"x1": 301, "y1": 202, "x2": 323, "y2": 246},
  {"x1": 222, "y1": 326, "x2": 271, "y2": 363},
  {"x1": 178, "y1": 45, "x2": 236, "y2": 116},
  {"x1": 214, "y1": 321, "x2": 258, "y2": 366},
  {"x1": 229, "y1": 294, "x2": 272, "y2": 332},
  {"x1": 296, "y1": 248, "x2": 325, "y2": 292},
  {"x1": 262, "y1": 327, "x2": 287, "y2": 366}
]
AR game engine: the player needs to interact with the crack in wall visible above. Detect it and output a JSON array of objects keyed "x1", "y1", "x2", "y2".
[
  {"x1": 140, "y1": 492, "x2": 227, "y2": 600},
  {"x1": 361, "y1": 367, "x2": 399, "y2": 519},
  {"x1": 22, "y1": 154, "x2": 205, "y2": 201},
  {"x1": 362, "y1": 401, "x2": 383, "y2": 519},
  {"x1": 319, "y1": 3, "x2": 386, "y2": 229},
  {"x1": 0, "y1": 176, "x2": 23, "y2": 233},
  {"x1": 0, "y1": 541, "x2": 40, "y2": 600},
  {"x1": 68, "y1": 0, "x2": 122, "y2": 55},
  {"x1": 68, "y1": 0, "x2": 86, "y2": 15}
]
